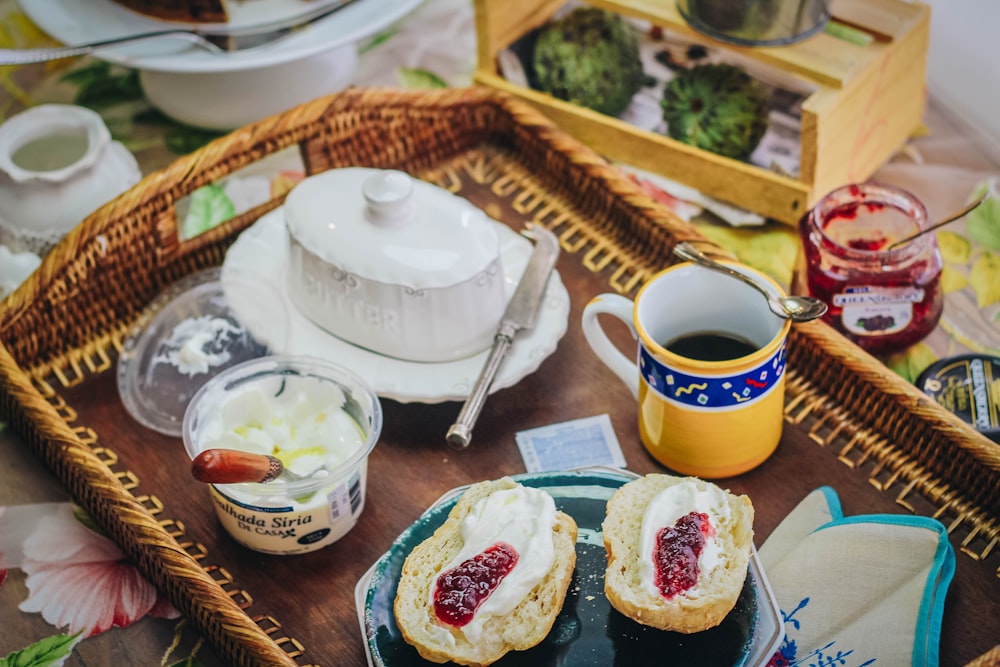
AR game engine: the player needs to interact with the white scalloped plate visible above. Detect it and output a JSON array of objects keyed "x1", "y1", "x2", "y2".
[
  {"x1": 19, "y1": 0, "x2": 421, "y2": 73},
  {"x1": 222, "y1": 208, "x2": 570, "y2": 404}
]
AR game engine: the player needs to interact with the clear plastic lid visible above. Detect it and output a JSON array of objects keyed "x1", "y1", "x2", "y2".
[{"x1": 116, "y1": 267, "x2": 289, "y2": 437}]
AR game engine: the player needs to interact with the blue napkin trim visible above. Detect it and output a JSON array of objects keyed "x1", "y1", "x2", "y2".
[
  {"x1": 815, "y1": 485, "x2": 843, "y2": 520},
  {"x1": 801, "y1": 483, "x2": 956, "y2": 667},
  {"x1": 814, "y1": 513, "x2": 955, "y2": 667}
]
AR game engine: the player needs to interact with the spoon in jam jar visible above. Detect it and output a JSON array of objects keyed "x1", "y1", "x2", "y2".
[
  {"x1": 673, "y1": 242, "x2": 828, "y2": 323},
  {"x1": 885, "y1": 191, "x2": 989, "y2": 250}
]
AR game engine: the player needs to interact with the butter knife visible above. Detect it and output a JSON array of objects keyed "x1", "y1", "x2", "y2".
[{"x1": 446, "y1": 223, "x2": 560, "y2": 449}]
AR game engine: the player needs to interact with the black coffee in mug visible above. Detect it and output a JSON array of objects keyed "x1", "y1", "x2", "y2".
[{"x1": 664, "y1": 331, "x2": 758, "y2": 362}]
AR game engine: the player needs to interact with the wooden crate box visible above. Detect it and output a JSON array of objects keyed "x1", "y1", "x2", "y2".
[{"x1": 473, "y1": 0, "x2": 930, "y2": 224}]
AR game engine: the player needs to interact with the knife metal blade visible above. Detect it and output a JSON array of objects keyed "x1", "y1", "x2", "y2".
[{"x1": 446, "y1": 223, "x2": 560, "y2": 449}]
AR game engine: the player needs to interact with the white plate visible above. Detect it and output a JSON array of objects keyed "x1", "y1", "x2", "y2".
[
  {"x1": 19, "y1": 0, "x2": 422, "y2": 73},
  {"x1": 100, "y1": 0, "x2": 352, "y2": 32},
  {"x1": 222, "y1": 208, "x2": 571, "y2": 404}
]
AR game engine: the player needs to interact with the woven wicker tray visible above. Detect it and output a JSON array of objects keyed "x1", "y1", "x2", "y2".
[{"x1": 1, "y1": 88, "x2": 997, "y2": 667}]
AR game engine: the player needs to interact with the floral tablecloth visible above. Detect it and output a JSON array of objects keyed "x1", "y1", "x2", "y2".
[{"x1": 0, "y1": 0, "x2": 998, "y2": 664}]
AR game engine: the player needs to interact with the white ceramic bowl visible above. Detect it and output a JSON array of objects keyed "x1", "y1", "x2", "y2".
[
  {"x1": 182, "y1": 355, "x2": 383, "y2": 555},
  {"x1": 284, "y1": 168, "x2": 508, "y2": 362},
  {"x1": 0, "y1": 104, "x2": 140, "y2": 254}
]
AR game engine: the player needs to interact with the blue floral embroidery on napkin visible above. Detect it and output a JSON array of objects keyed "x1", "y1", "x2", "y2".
[{"x1": 767, "y1": 597, "x2": 876, "y2": 667}]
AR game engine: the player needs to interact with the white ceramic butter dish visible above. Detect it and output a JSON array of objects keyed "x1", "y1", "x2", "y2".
[{"x1": 284, "y1": 168, "x2": 507, "y2": 363}]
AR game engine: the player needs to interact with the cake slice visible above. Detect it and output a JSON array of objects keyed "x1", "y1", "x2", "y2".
[
  {"x1": 602, "y1": 474, "x2": 754, "y2": 633},
  {"x1": 110, "y1": 0, "x2": 229, "y2": 23},
  {"x1": 394, "y1": 477, "x2": 578, "y2": 666}
]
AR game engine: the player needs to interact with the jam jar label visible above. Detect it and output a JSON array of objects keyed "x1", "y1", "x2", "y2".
[{"x1": 833, "y1": 285, "x2": 924, "y2": 336}]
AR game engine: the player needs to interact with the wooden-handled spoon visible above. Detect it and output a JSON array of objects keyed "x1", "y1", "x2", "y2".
[{"x1": 191, "y1": 448, "x2": 285, "y2": 484}]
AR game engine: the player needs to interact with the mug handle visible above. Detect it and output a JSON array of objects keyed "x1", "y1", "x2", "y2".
[{"x1": 581, "y1": 294, "x2": 639, "y2": 399}]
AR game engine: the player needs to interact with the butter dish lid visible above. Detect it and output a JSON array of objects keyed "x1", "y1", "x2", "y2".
[
  {"x1": 283, "y1": 168, "x2": 500, "y2": 288},
  {"x1": 916, "y1": 354, "x2": 1000, "y2": 443},
  {"x1": 116, "y1": 268, "x2": 289, "y2": 437}
]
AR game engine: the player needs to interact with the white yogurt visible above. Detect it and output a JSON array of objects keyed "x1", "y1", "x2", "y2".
[
  {"x1": 638, "y1": 480, "x2": 731, "y2": 599},
  {"x1": 183, "y1": 356, "x2": 382, "y2": 555}
]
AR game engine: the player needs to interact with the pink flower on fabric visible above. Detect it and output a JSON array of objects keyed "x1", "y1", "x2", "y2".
[{"x1": 18, "y1": 504, "x2": 178, "y2": 636}]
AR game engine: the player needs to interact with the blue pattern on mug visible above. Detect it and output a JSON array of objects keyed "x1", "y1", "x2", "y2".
[{"x1": 638, "y1": 340, "x2": 786, "y2": 408}]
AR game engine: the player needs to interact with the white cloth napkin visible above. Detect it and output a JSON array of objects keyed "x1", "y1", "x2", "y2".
[{"x1": 759, "y1": 487, "x2": 955, "y2": 667}]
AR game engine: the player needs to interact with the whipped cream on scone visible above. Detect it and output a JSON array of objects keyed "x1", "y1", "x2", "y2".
[
  {"x1": 603, "y1": 474, "x2": 754, "y2": 633},
  {"x1": 394, "y1": 477, "x2": 578, "y2": 666},
  {"x1": 427, "y1": 486, "x2": 557, "y2": 644}
]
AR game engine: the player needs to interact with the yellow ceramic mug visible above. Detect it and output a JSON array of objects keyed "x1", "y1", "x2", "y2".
[{"x1": 582, "y1": 261, "x2": 791, "y2": 478}]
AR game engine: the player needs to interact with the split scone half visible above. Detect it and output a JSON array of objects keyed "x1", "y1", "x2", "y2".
[
  {"x1": 602, "y1": 473, "x2": 754, "y2": 633},
  {"x1": 394, "y1": 477, "x2": 578, "y2": 666}
]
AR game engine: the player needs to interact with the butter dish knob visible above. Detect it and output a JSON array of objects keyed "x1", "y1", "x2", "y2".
[
  {"x1": 363, "y1": 169, "x2": 414, "y2": 227},
  {"x1": 190, "y1": 448, "x2": 284, "y2": 484}
]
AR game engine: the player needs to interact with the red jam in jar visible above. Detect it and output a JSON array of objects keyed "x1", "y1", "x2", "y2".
[{"x1": 800, "y1": 182, "x2": 943, "y2": 355}]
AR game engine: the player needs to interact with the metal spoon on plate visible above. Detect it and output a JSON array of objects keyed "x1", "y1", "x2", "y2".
[{"x1": 673, "y1": 242, "x2": 828, "y2": 323}]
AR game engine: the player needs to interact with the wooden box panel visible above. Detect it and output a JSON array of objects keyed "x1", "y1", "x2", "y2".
[{"x1": 473, "y1": 0, "x2": 930, "y2": 224}]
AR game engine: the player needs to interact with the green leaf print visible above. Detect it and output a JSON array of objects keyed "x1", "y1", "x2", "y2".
[
  {"x1": 71, "y1": 505, "x2": 106, "y2": 537},
  {"x1": 132, "y1": 108, "x2": 225, "y2": 155},
  {"x1": 969, "y1": 250, "x2": 1000, "y2": 308},
  {"x1": 692, "y1": 221, "x2": 799, "y2": 288},
  {"x1": 966, "y1": 183, "x2": 1000, "y2": 250},
  {"x1": 936, "y1": 230, "x2": 972, "y2": 265},
  {"x1": 359, "y1": 27, "x2": 398, "y2": 55},
  {"x1": 163, "y1": 124, "x2": 226, "y2": 155},
  {"x1": 181, "y1": 184, "x2": 236, "y2": 239},
  {"x1": 61, "y1": 62, "x2": 143, "y2": 109},
  {"x1": 885, "y1": 341, "x2": 938, "y2": 384},
  {"x1": 397, "y1": 67, "x2": 449, "y2": 89},
  {"x1": 0, "y1": 633, "x2": 82, "y2": 667}
]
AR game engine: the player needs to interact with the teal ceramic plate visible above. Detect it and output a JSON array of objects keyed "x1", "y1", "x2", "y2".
[{"x1": 355, "y1": 467, "x2": 783, "y2": 666}]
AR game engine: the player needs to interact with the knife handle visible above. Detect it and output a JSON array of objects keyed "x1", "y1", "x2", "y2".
[{"x1": 446, "y1": 328, "x2": 515, "y2": 449}]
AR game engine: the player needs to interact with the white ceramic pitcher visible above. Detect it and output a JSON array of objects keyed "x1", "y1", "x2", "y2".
[{"x1": 0, "y1": 104, "x2": 141, "y2": 255}]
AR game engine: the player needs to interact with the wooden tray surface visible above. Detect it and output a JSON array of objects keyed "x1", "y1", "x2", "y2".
[{"x1": 0, "y1": 87, "x2": 997, "y2": 666}]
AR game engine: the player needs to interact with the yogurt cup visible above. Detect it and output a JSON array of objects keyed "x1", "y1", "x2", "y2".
[{"x1": 182, "y1": 355, "x2": 383, "y2": 555}]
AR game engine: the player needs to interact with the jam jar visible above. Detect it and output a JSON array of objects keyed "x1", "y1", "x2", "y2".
[{"x1": 800, "y1": 182, "x2": 943, "y2": 355}]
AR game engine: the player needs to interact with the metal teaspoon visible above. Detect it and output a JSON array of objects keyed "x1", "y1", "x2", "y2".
[
  {"x1": 673, "y1": 242, "x2": 828, "y2": 323},
  {"x1": 886, "y1": 191, "x2": 989, "y2": 250}
]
